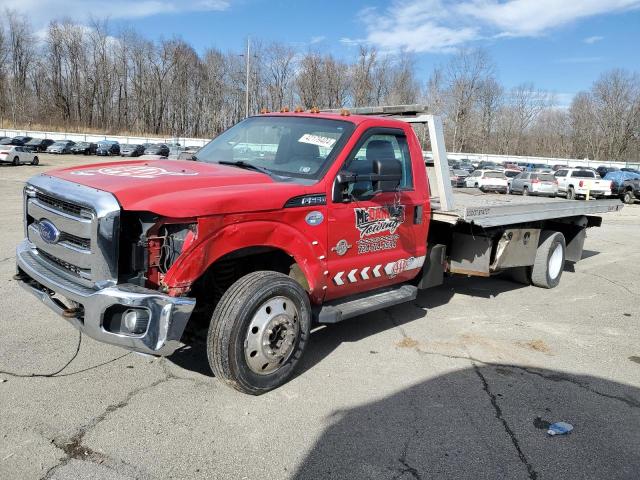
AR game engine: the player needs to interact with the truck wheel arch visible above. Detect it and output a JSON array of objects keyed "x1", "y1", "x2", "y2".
[{"x1": 162, "y1": 221, "x2": 324, "y2": 303}]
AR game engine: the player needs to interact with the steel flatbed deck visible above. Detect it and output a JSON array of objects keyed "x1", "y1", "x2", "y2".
[{"x1": 431, "y1": 190, "x2": 624, "y2": 227}]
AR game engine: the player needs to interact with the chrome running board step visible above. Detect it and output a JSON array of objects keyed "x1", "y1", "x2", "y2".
[{"x1": 315, "y1": 285, "x2": 417, "y2": 324}]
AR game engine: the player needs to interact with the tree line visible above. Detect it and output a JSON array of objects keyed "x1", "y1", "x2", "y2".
[{"x1": 0, "y1": 11, "x2": 638, "y2": 161}]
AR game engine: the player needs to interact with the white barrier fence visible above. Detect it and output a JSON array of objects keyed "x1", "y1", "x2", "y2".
[{"x1": 0, "y1": 128, "x2": 209, "y2": 148}]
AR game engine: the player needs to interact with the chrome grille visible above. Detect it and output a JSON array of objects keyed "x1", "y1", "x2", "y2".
[
  {"x1": 24, "y1": 176, "x2": 120, "y2": 288},
  {"x1": 35, "y1": 191, "x2": 92, "y2": 219}
]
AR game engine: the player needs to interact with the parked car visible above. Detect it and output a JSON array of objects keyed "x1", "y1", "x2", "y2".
[
  {"x1": 477, "y1": 161, "x2": 502, "y2": 171},
  {"x1": 449, "y1": 168, "x2": 469, "y2": 187},
  {"x1": 509, "y1": 172, "x2": 558, "y2": 197},
  {"x1": 70, "y1": 142, "x2": 98, "y2": 155},
  {"x1": 144, "y1": 143, "x2": 170, "y2": 157},
  {"x1": 96, "y1": 141, "x2": 120, "y2": 156},
  {"x1": 596, "y1": 166, "x2": 619, "y2": 178},
  {"x1": 524, "y1": 163, "x2": 548, "y2": 171},
  {"x1": 177, "y1": 146, "x2": 200, "y2": 161},
  {"x1": 120, "y1": 144, "x2": 145, "y2": 157},
  {"x1": 0, "y1": 137, "x2": 14, "y2": 145},
  {"x1": 9, "y1": 136, "x2": 33, "y2": 146},
  {"x1": 24, "y1": 138, "x2": 55, "y2": 153},
  {"x1": 0, "y1": 145, "x2": 38, "y2": 165},
  {"x1": 503, "y1": 163, "x2": 522, "y2": 171},
  {"x1": 46, "y1": 140, "x2": 75, "y2": 154},
  {"x1": 532, "y1": 167, "x2": 554, "y2": 174},
  {"x1": 554, "y1": 168, "x2": 612, "y2": 200},
  {"x1": 621, "y1": 167, "x2": 640, "y2": 174},
  {"x1": 605, "y1": 171, "x2": 640, "y2": 204},
  {"x1": 552, "y1": 164, "x2": 568, "y2": 171},
  {"x1": 464, "y1": 169, "x2": 508, "y2": 193},
  {"x1": 504, "y1": 168, "x2": 522, "y2": 184}
]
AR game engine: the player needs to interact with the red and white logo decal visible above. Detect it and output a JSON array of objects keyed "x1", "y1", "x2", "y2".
[{"x1": 71, "y1": 165, "x2": 198, "y2": 179}]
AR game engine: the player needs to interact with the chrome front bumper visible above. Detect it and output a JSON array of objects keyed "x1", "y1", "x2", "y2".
[{"x1": 16, "y1": 240, "x2": 195, "y2": 356}]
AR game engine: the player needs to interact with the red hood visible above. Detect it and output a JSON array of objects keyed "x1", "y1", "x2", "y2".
[{"x1": 47, "y1": 160, "x2": 309, "y2": 217}]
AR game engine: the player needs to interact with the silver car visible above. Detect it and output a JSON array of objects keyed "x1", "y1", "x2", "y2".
[
  {"x1": 0, "y1": 145, "x2": 38, "y2": 166},
  {"x1": 509, "y1": 172, "x2": 558, "y2": 196}
]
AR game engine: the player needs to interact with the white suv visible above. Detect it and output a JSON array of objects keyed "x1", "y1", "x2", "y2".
[{"x1": 465, "y1": 169, "x2": 508, "y2": 193}]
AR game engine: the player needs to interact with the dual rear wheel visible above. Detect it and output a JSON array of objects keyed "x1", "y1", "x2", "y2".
[{"x1": 509, "y1": 231, "x2": 566, "y2": 289}]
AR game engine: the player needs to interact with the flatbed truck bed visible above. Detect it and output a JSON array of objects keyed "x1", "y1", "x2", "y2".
[{"x1": 431, "y1": 190, "x2": 624, "y2": 227}]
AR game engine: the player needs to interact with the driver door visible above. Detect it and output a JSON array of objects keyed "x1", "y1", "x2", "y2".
[{"x1": 325, "y1": 128, "x2": 427, "y2": 301}]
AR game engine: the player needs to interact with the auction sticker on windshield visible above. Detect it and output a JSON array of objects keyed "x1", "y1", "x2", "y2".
[{"x1": 298, "y1": 134, "x2": 336, "y2": 149}]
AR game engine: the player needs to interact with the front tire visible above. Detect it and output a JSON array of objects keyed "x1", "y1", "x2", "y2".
[
  {"x1": 522, "y1": 186, "x2": 529, "y2": 196},
  {"x1": 207, "y1": 271, "x2": 311, "y2": 395},
  {"x1": 531, "y1": 231, "x2": 566, "y2": 289},
  {"x1": 31, "y1": 156, "x2": 39, "y2": 166}
]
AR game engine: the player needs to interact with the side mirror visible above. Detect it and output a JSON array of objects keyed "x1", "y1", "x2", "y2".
[{"x1": 372, "y1": 158, "x2": 403, "y2": 192}]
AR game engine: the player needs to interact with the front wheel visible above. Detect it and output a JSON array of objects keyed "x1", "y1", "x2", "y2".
[
  {"x1": 207, "y1": 271, "x2": 311, "y2": 395},
  {"x1": 31, "y1": 156, "x2": 39, "y2": 166},
  {"x1": 522, "y1": 186, "x2": 529, "y2": 196}
]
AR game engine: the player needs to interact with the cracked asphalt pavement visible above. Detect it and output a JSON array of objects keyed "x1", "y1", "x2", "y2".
[{"x1": 1, "y1": 155, "x2": 639, "y2": 479}]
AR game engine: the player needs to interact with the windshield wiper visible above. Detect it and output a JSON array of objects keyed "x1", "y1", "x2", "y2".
[{"x1": 218, "y1": 160, "x2": 285, "y2": 180}]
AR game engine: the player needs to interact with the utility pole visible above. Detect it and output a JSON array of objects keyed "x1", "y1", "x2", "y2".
[{"x1": 245, "y1": 36, "x2": 250, "y2": 118}]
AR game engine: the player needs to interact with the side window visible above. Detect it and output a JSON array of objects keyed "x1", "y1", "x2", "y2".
[
  {"x1": 555, "y1": 170, "x2": 566, "y2": 177},
  {"x1": 343, "y1": 133, "x2": 413, "y2": 198}
]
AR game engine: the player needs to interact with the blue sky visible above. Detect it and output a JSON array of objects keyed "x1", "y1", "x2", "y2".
[{"x1": 8, "y1": 0, "x2": 640, "y2": 107}]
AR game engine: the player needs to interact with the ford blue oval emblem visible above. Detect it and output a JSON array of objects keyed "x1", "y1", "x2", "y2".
[
  {"x1": 305, "y1": 211, "x2": 324, "y2": 226},
  {"x1": 38, "y1": 219, "x2": 61, "y2": 244}
]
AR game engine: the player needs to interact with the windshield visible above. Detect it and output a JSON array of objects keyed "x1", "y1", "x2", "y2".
[
  {"x1": 504, "y1": 170, "x2": 519, "y2": 178},
  {"x1": 196, "y1": 115, "x2": 355, "y2": 180},
  {"x1": 52, "y1": 141, "x2": 67, "y2": 146},
  {"x1": 26, "y1": 138, "x2": 41, "y2": 145},
  {"x1": 485, "y1": 172, "x2": 505, "y2": 178},
  {"x1": 533, "y1": 174, "x2": 555, "y2": 181}
]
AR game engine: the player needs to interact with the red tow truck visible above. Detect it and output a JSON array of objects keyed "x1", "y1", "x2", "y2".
[{"x1": 15, "y1": 106, "x2": 622, "y2": 394}]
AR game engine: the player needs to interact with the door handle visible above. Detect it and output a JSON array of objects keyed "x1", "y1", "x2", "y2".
[{"x1": 414, "y1": 205, "x2": 423, "y2": 224}]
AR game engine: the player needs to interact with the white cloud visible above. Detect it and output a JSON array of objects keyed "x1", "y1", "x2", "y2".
[
  {"x1": 1, "y1": 0, "x2": 230, "y2": 28},
  {"x1": 310, "y1": 36, "x2": 326, "y2": 44},
  {"x1": 356, "y1": 0, "x2": 640, "y2": 53},
  {"x1": 584, "y1": 35, "x2": 604, "y2": 43}
]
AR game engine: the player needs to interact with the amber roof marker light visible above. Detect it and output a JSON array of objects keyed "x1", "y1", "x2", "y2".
[
  {"x1": 280, "y1": 106, "x2": 290, "y2": 113},
  {"x1": 340, "y1": 109, "x2": 351, "y2": 116},
  {"x1": 259, "y1": 108, "x2": 270, "y2": 114},
  {"x1": 309, "y1": 107, "x2": 320, "y2": 114},
  {"x1": 294, "y1": 106, "x2": 304, "y2": 113}
]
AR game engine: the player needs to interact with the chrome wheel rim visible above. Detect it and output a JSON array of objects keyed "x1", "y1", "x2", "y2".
[
  {"x1": 548, "y1": 243, "x2": 563, "y2": 280},
  {"x1": 244, "y1": 296, "x2": 300, "y2": 375}
]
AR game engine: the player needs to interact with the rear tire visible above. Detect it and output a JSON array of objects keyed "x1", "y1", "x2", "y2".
[
  {"x1": 207, "y1": 271, "x2": 311, "y2": 395},
  {"x1": 566, "y1": 187, "x2": 575, "y2": 200},
  {"x1": 623, "y1": 190, "x2": 634, "y2": 204},
  {"x1": 531, "y1": 231, "x2": 566, "y2": 289},
  {"x1": 31, "y1": 156, "x2": 39, "y2": 166},
  {"x1": 12, "y1": 156, "x2": 19, "y2": 166}
]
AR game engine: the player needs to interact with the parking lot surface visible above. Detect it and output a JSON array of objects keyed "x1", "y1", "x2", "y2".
[{"x1": 1, "y1": 154, "x2": 639, "y2": 480}]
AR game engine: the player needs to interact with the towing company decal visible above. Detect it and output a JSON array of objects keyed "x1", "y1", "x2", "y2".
[
  {"x1": 70, "y1": 165, "x2": 199, "y2": 179},
  {"x1": 332, "y1": 256, "x2": 425, "y2": 286},
  {"x1": 354, "y1": 205, "x2": 405, "y2": 238},
  {"x1": 357, "y1": 234, "x2": 399, "y2": 254}
]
